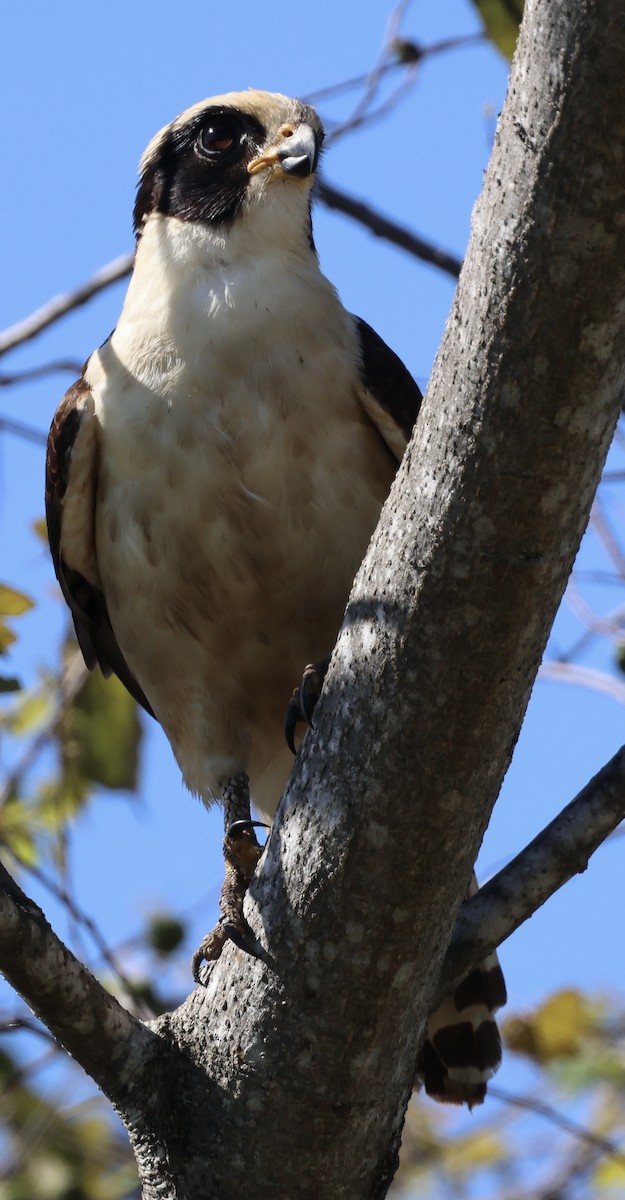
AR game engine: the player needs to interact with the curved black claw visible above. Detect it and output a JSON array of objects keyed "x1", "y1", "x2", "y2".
[
  {"x1": 284, "y1": 656, "x2": 331, "y2": 754},
  {"x1": 285, "y1": 689, "x2": 303, "y2": 755},
  {"x1": 227, "y1": 819, "x2": 269, "y2": 838},
  {"x1": 192, "y1": 915, "x2": 265, "y2": 984}
]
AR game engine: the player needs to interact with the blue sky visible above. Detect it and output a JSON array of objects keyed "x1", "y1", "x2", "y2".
[{"x1": 1, "y1": 0, "x2": 625, "y2": 1174}]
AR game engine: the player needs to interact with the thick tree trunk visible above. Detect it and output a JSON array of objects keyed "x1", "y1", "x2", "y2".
[{"x1": 3, "y1": 1, "x2": 625, "y2": 1197}]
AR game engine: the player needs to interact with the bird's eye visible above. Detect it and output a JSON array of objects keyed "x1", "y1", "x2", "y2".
[{"x1": 197, "y1": 119, "x2": 239, "y2": 158}]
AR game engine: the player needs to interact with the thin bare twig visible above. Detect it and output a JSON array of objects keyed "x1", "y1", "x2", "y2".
[
  {"x1": 0, "y1": 868, "x2": 155, "y2": 1102},
  {"x1": 316, "y1": 179, "x2": 462, "y2": 276},
  {"x1": 563, "y1": 577, "x2": 625, "y2": 645},
  {"x1": 491, "y1": 1086, "x2": 625, "y2": 1162},
  {"x1": 0, "y1": 416, "x2": 47, "y2": 446},
  {"x1": 0, "y1": 252, "x2": 134, "y2": 358},
  {"x1": 437, "y1": 746, "x2": 625, "y2": 1004},
  {"x1": 321, "y1": 3, "x2": 424, "y2": 147},
  {"x1": 324, "y1": 61, "x2": 421, "y2": 146},
  {"x1": 335, "y1": 0, "x2": 412, "y2": 136},
  {"x1": 0, "y1": 360, "x2": 82, "y2": 388},
  {"x1": 0, "y1": 1015, "x2": 58, "y2": 1048},
  {"x1": 305, "y1": 33, "x2": 486, "y2": 104},
  {"x1": 539, "y1": 660, "x2": 625, "y2": 703},
  {"x1": 11, "y1": 853, "x2": 155, "y2": 1018},
  {"x1": 503, "y1": 1142, "x2": 603, "y2": 1200},
  {"x1": 0, "y1": 185, "x2": 460, "y2": 365}
]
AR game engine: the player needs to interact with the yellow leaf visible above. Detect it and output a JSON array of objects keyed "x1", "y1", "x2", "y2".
[
  {"x1": 504, "y1": 989, "x2": 590, "y2": 1062},
  {"x1": 594, "y1": 1157, "x2": 625, "y2": 1187},
  {"x1": 0, "y1": 582, "x2": 34, "y2": 617},
  {"x1": 32, "y1": 516, "x2": 49, "y2": 543},
  {"x1": 502, "y1": 1015, "x2": 540, "y2": 1058},
  {"x1": 471, "y1": 0, "x2": 523, "y2": 59},
  {"x1": 0, "y1": 621, "x2": 17, "y2": 654}
]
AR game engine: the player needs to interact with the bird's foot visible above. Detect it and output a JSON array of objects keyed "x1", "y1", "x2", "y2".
[
  {"x1": 285, "y1": 655, "x2": 331, "y2": 753},
  {"x1": 192, "y1": 818, "x2": 266, "y2": 983}
]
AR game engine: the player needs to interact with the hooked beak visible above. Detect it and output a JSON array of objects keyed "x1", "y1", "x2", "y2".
[{"x1": 248, "y1": 123, "x2": 319, "y2": 180}]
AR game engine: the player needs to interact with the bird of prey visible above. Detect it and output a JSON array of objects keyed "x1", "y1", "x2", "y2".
[{"x1": 45, "y1": 89, "x2": 505, "y2": 1106}]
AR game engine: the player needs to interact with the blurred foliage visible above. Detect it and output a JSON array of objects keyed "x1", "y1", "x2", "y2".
[
  {"x1": 146, "y1": 913, "x2": 186, "y2": 958},
  {"x1": 0, "y1": 1048, "x2": 137, "y2": 1199},
  {"x1": 60, "y1": 653, "x2": 142, "y2": 799},
  {"x1": 0, "y1": 628, "x2": 142, "y2": 879},
  {"x1": 471, "y1": 0, "x2": 523, "y2": 59},
  {"x1": 504, "y1": 988, "x2": 593, "y2": 1062},
  {"x1": 0, "y1": 584, "x2": 34, "y2": 694},
  {"x1": 392, "y1": 988, "x2": 625, "y2": 1199},
  {"x1": 0, "y1": 608, "x2": 147, "y2": 1196}
]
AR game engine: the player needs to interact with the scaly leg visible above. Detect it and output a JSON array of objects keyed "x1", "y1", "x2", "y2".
[{"x1": 192, "y1": 772, "x2": 265, "y2": 982}]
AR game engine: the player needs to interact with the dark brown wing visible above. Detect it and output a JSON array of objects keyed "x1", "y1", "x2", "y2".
[
  {"x1": 45, "y1": 374, "x2": 154, "y2": 717},
  {"x1": 353, "y1": 316, "x2": 423, "y2": 461}
]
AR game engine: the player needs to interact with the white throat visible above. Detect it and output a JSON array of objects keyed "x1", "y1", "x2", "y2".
[{"x1": 101, "y1": 200, "x2": 347, "y2": 403}]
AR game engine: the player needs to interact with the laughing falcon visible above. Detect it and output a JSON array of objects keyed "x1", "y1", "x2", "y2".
[{"x1": 45, "y1": 90, "x2": 505, "y2": 1106}]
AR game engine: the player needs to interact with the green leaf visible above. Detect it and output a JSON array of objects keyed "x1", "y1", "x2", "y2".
[
  {"x1": 37, "y1": 777, "x2": 88, "y2": 828},
  {"x1": 63, "y1": 669, "x2": 143, "y2": 793},
  {"x1": 470, "y1": 0, "x2": 523, "y2": 59},
  {"x1": 0, "y1": 800, "x2": 39, "y2": 865},
  {"x1": 9, "y1": 688, "x2": 53, "y2": 735},
  {"x1": 146, "y1": 913, "x2": 186, "y2": 957},
  {"x1": 0, "y1": 583, "x2": 34, "y2": 617}
]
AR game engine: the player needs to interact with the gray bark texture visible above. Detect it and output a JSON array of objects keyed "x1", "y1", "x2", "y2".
[{"x1": 3, "y1": 0, "x2": 625, "y2": 1196}]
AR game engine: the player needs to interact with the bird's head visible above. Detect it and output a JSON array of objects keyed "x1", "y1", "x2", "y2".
[{"x1": 133, "y1": 90, "x2": 323, "y2": 251}]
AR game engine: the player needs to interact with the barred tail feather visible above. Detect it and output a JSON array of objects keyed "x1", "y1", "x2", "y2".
[{"x1": 416, "y1": 876, "x2": 507, "y2": 1108}]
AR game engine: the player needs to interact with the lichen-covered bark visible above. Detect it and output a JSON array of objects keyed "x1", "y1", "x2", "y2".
[{"x1": 3, "y1": 2, "x2": 625, "y2": 1197}]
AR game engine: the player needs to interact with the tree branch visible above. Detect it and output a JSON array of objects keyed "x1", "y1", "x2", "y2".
[
  {"x1": 0, "y1": 415, "x2": 47, "y2": 445},
  {"x1": 316, "y1": 179, "x2": 462, "y2": 276},
  {"x1": 0, "y1": 252, "x2": 134, "y2": 357},
  {"x1": 0, "y1": 360, "x2": 82, "y2": 388},
  {"x1": 4, "y1": 3, "x2": 625, "y2": 1196},
  {"x1": 539, "y1": 661, "x2": 625, "y2": 704},
  {"x1": 137, "y1": 2, "x2": 625, "y2": 1195},
  {"x1": 490, "y1": 1086, "x2": 625, "y2": 1163},
  {"x1": 0, "y1": 185, "x2": 460, "y2": 364},
  {"x1": 437, "y1": 746, "x2": 625, "y2": 1003},
  {"x1": 0, "y1": 858, "x2": 154, "y2": 1101}
]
